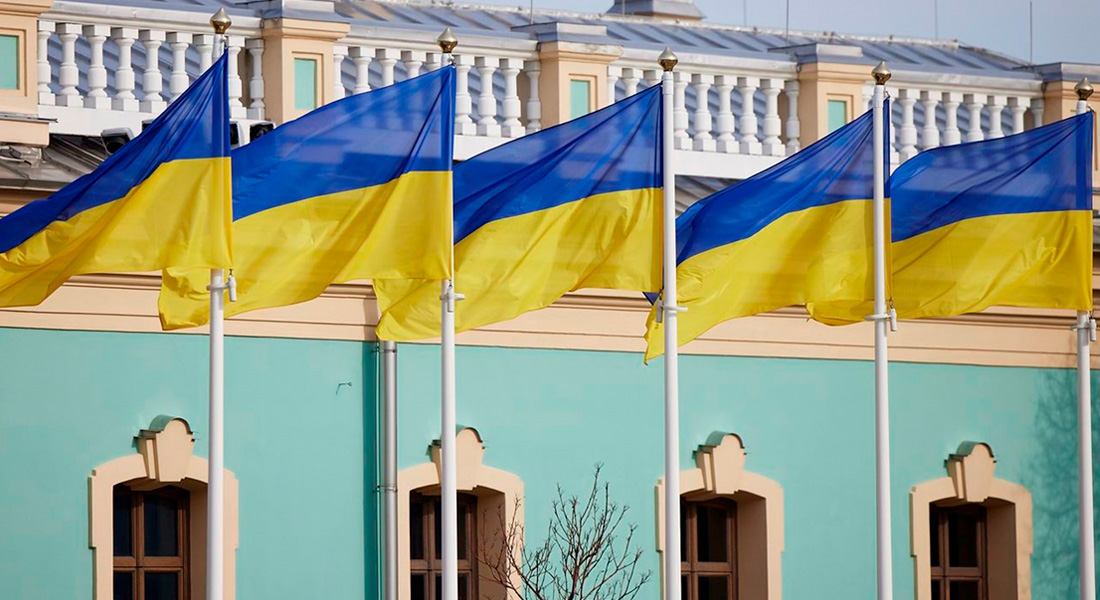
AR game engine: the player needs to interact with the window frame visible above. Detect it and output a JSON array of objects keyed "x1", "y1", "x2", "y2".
[
  {"x1": 409, "y1": 490, "x2": 479, "y2": 600},
  {"x1": 681, "y1": 497, "x2": 738, "y2": 600},
  {"x1": 929, "y1": 503, "x2": 987, "y2": 600},
  {"x1": 113, "y1": 484, "x2": 191, "y2": 600}
]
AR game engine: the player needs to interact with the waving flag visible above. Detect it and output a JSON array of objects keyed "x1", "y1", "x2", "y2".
[
  {"x1": 0, "y1": 55, "x2": 231, "y2": 307},
  {"x1": 375, "y1": 86, "x2": 663, "y2": 341},
  {"x1": 644, "y1": 106, "x2": 884, "y2": 361},
  {"x1": 159, "y1": 66, "x2": 455, "y2": 329},
  {"x1": 891, "y1": 112, "x2": 1094, "y2": 318}
]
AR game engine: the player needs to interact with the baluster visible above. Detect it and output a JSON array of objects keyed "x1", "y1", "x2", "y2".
[
  {"x1": 246, "y1": 38, "x2": 265, "y2": 119},
  {"x1": 737, "y1": 76, "x2": 761, "y2": 155},
  {"x1": 453, "y1": 54, "x2": 476, "y2": 135},
  {"x1": 401, "y1": 50, "x2": 424, "y2": 80},
  {"x1": 964, "y1": 94, "x2": 984, "y2": 142},
  {"x1": 784, "y1": 80, "x2": 800, "y2": 154},
  {"x1": 110, "y1": 27, "x2": 139, "y2": 111},
  {"x1": 919, "y1": 90, "x2": 940, "y2": 150},
  {"x1": 1008, "y1": 97, "x2": 1027, "y2": 134},
  {"x1": 714, "y1": 75, "x2": 736, "y2": 153},
  {"x1": 226, "y1": 36, "x2": 245, "y2": 116},
  {"x1": 896, "y1": 88, "x2": 918, "y2": 161},
  {"x1": 475, "y1": 56, "x2": 501, "y2": 137},
  {"x1": 138, "y1": 30, "x2": 166, "y2": 113},
  {"x1": 607, "y1": 66, "x2": 620, "y2": 105},
  {"x1": 524, "y1": 60, "x2": 541, "y2": 133},
  {"x1": 691, "y1": 73, "x2": 715, "y2": 151},
  {"x1": 194, "y1": 34, "x2": 213, "y2": 72},
  {"x1": 1030, "y1": 97, "x2": 1044, "y2": 128},
  {"x1": 673, "y1": 71, "x2": 689, "y2": 150},
  {"x1": 37, "y1": 22, "x2": 54, "y2": 105},
  {"x1": 941, "y1": 92, "x2": 961, "y2": 145},
  {"x1": 375, "y1": 48, "x2": 398, "y2": 87},
  {"x1": 986, "y1": 95, "x2": 1005, "y2": 139},
  {"x1": 862, "y1": 85, "x2": 873, "y2": 111},
  {"x1": 499, "y1": 58, "x2": 523, "y2": 138},
  {"x1": 761, "y1": 78, "x2": 783, "y2": 156},
  {"x1": 887, "y1": 87, "x2": 899, "y2": 164},
  {"x1": 425, "y1": 52, "x2": 441, "y2": 72},
  {"x1": 56, "y1": 23, "x2": 81, "y2": 107},
  {"x1": 166, "y1": 32, "x2": 191, "y2": 101},
  {"x1": 332, "y1": 45, "x2": 347, "y2": 100},
  {"x1": 644, "y1": 69, "x2": 660, "y2": 89},
  {"x1": 350, "y1": 46, "x2": 371, "y2": 94},
  {"x1": 621, "y1": 68, "x2": 639, "y2": 96},
  {"x1": 83, "y1": 25, "x2": 110, "y2": 109}
]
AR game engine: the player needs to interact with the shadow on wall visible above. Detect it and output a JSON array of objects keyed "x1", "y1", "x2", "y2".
[{"x1": 1026, "y1": 368, "x2": 1095, "y2": 596}]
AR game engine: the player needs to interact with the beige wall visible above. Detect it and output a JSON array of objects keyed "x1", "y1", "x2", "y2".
[
  {"x1": 0, "y1": 0, "x2": 52, "y2": 145},
  {"x1": 537, "y1": 41, "x2": 621, "y2": 128},
  {"x1": 260, "y1": 18, "x2": 349, "y2": 125},
  {"x1": 795, "y1": 62, "x2": 868, "y2": 145}
]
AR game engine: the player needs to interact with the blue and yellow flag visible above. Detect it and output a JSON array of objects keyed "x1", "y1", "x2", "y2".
[
  {"x1": 374, "y1": 86, "x2": 663, "y2": 340},
  {"x1": 159, "y1": 66, "x2": 456, "y2": 329},
  {"x1": 891, "y1": 112, "x2": 1094, "y2": 319},
  {"x1": 644, "y1": 106, "x2": 884, "y2": 361},
  {"x1": 0, "y1": 54, "x2": 231, "y2": 308}
]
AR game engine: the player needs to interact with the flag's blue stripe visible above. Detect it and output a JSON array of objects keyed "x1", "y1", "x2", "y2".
[
  {"x1": 891, "y1": 112, "x2": 1094, "y2": 242},
  {"x1": 676, "y1": 105, "x2": 882, "y2": 265},
  {"x1": 0, "y1": 54, "x2": 230, "y2": 254},
  {"x1": 454, "y1": 86, "x2": 662, "y2": 243},
  {"x1": 233, "y1": 66, "x2": 455, "y2": 220}
]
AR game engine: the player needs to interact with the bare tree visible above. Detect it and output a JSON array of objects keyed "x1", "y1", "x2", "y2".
[{"x1": 479, "y1": 465, "x2": 651, "y2": 600}]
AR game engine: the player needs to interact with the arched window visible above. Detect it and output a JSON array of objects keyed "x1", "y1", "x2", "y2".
[{"x1": 681, "y1": 498, "x2": 738, "y2": 600}]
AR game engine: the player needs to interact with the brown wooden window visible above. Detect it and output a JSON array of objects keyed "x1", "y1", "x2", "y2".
[
  {"x1": 409, "y1": 491, "x2": 478, "y2": 600},
  {"x1": 681, "y1": 498, "x2": 737, "y2": 600},
  {"x1": 929, "y1": 504, "x2": 987, "y2": 600},
  {"x1": 113, "y1": 485, "x2": 189, "y2": 600}
]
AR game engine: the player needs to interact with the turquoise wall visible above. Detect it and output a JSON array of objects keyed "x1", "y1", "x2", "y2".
[
  {"x1": 395, "y1": 343, "x2": 1095, "y2": 600},
  {"x1": 0, "y1": 327, "x2": 377, "y2": 600}
]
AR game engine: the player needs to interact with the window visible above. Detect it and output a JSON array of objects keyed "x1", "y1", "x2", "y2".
[
  {"x1": 827, "y1": 99, "x2": 848, "y2": 132},
  {"x1": 113, "y1": 485, "x2": 190, "y2": 600},
  {"x1": 681, "y1": 498, "x2": 737, "y2": 600},
  {"x1": 294, "y1": 57, "x2": 318, "y2": 111},
  {"x1": 929, "y1": 504, "x2": 986, "y2": 600},
  {"x1": 570, "y1": 78, "x2": 592, "y2": 119},
  {"x1": 0, "y1": 34, "x2": 17, "y2": 91},
  {"x1": 409, "y1": 491, "x2": 478, "y2": 600}
]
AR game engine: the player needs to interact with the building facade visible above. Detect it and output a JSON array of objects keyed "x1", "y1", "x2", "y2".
[{"x1": 0, "y1": 0, "x2": 1099, "y2": 599}]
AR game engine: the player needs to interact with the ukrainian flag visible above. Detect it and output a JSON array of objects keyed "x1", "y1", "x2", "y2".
[
  {"x1": 374, "y1": 86, "x2": 663, "y2": 341},
  {"x1": 644, "y1": 106, "x2": 884, "y2": 361},
  {"x1": 159, "y1": 66, "x2": 455, "y2": 329},
  {"x1": 891, "y1": 112, "x2": 1094, "y2": 319},
  {"x1": 0, "y1": 54, "x2": 231, "y2": 308}
]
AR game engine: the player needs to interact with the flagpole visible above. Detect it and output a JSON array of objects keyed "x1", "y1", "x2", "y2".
[
  {"x1": 870, "y1": 60, "x2": 894, "y2": 600},
  {"x1": 1074, "y1": 77, "x2": 1095, "y2": 600},
  {"x1": 657, "y1": 47, "x2": 683, "y2": 600},
  {"x1": 436, "y1": 28, "x2": 461, "y2": 600},
  {"x1": 208, "y1": 9, "x2": 231, "y2": 600}
]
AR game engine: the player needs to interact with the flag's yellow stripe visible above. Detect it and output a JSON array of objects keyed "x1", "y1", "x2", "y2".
[
  {"x1": 0, "y1": 157, "x2": 231, "y2": 308},
  {"x1": 892, "y1": 209, "x2": 1092, "y2": 319},
  {"x1": 376, "y1": 187, "x2": 661, "y2": 341},
  {"x1": 645, "y1": 198, "x2": 874, "y2": 361},
  {"x1": 159, "y1": 170, "x2": 451, "y2": 330}
]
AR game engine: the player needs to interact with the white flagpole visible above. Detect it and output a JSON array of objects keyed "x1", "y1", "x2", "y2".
[
  {"x1": 436, "y1": 28, "x2": 461, "y2": 600},
  {"x1": 207, "y1": 10, "x2": 232, "y2": 600},
  {"x1": 870, "y1": 61, "x2": 895, "y2": 600},
  {"x1": 1074, "y1": 77, "x2": 1096, "y2": 600},
  {"x1": 657, "y1": 47, "x2": 683, "y2": 600}
]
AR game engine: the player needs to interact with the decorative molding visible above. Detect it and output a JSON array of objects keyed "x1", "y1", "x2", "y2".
[
  {"x1": 88, "y1": 417, "x2": 239, "y2": 600},
  {"x1": 910, "y1": 442, "x2": 1033, "y2": 600},
  {"x1": 656, "y1": 433, "x2": 784, "y2": 600}
]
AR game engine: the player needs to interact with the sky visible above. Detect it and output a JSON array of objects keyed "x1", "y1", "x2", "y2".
[{"x1": 478, "y1": 0, "x2": 1099, "y2": 65}]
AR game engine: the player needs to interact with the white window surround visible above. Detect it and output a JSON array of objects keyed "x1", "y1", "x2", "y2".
[
  {"x1": 909, "y1": 442, "x2": 1033, "y2": 600},
  {"x1": 656, "y1": 433, "x2": 785, "y2": 600},
  {"x1": 88, "y1": 416, "x2": 239, "y2": 600},
  {"x1": 397, "y1": 427, "x2": 524, "y2": 600}
]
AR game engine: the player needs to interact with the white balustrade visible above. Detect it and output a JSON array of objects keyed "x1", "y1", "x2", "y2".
[
  {"x1": 333, "y1": 45, "x2": 347, "y2": 100},
  {"x1": 194, "y1": 33, "x2": 213, "y2": 72},
  {"x1": 376, "y1": 48, "x2": 398, "y2": 87},
  {"x1": 1008, "y1": 97, "x2": 1027, "y2": 134},
  {"x1": 606, "y1": 66, "x2": 620, "y2": 105},
  {"x1": 644, "y1": 69, "x2": 660, "y2": 89},
  {"x1": 83, "y1": 24, "x2": 109, "y2": 109},
  {"x1": 499, "y1": 58, "x2": 523, "y2": 138},
  {"x1": 784, "y1": 80, "x2": 800, "y2": 154},
  {"x1": 525, "y1": 60, "x2": 541, "y2": 133},
  {"x1": 672, "y1": 71, "x2": 690, "y2": 150},
  {"x1": 896, "y1": 88, "x2": 918, "y2": 162},
  {"x1": 425, "y1": 52, "x2": 442, "y2": 72},
  {"x1": 691, "y1": 73, "x2": 715, "y2": 152},
  {"x1": 246, "y1": 39, "x2": 265, "y2": 119},
  {"x1": 56, "y1": 23, "x2": 82, "y2": 106},
  {"x1": 401, "y1": 50, "x2": 424, "y2": 80},
  {"x1": 475, "y1": 56, "x2": 501, "y2": 138},
  {"x1": 453, "y1": 54, "x2": 476, "y2": 136},
  {"x1": 919, "y1": 90, "x2": 940, "y2": 150},
  {"x1": 621, "y1": 68, "x2": 639, "y2": 96},
  {"x1": 226, "y1": 36, "x2": 245, "y2": 118},
  {"x1": 737, "y1": 76, "x2": 761, "y2": 155},
  {"x1": 111, "y1": 27, "x2": 138, "y2": 111},
  {"x1": 941, "y1": 92, "x2": 962, "y2": 146},
  {"x1": 37, "y1": 21, "x2": 54, "y2": 106},
  {"x1": 166, "y1": 32, "x2": 190, "y2": 101},
  {"x1": 714, "y1": 75, "x2": 736, "y2": 154},
  {"x1": 140, "y1": 30, "x2": 166, "y2": 113},
  {"x1": 1030, "y1": 98, "x2": 1044, "y2": 128},
  {"x1": 761, "y1": 78, "x2": 782, "y2": 156},
  {"x1": 964, "y1": 94, "x2": 985, "y2": 142},
  {"x1": 350, "y1": 46, "x2": 371, "y2": 94},
  {"x1": 987, "y1": 95, "x2": 1005, "y2": 139}
]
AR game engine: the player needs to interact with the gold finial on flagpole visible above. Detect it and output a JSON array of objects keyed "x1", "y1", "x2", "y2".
[
  {"x1": 437, "y1": 28, "x2": 458, "y2": 54},
  {"x1": 657, "y1": 47, "x2": 678, "y2": 72},
  {"x1": 1076, "y1": 77, "x2": 1093, "y2": 101},
  {"x1": 872, "y1": 61, "x2": 891, "y2": 85},
  {"x1": 210, "y1": 7, "x2": 232, "y2": 34}
]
